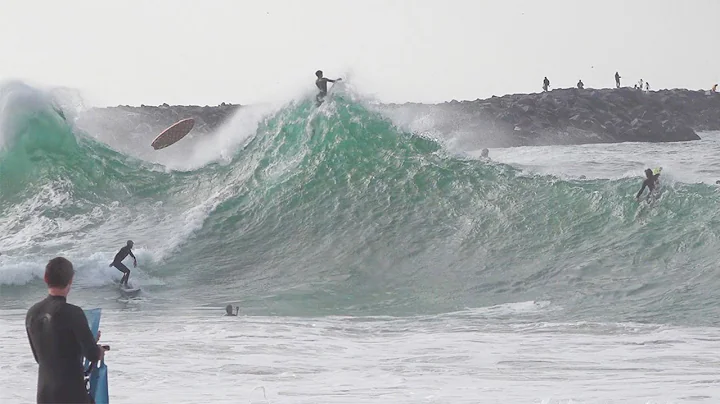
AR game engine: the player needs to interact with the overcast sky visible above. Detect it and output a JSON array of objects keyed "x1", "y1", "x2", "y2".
[{"x1": 0, "y1": 0, "x2": 718, "y2": 106}]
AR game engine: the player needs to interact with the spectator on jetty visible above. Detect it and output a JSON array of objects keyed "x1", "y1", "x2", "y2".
[
  {"x1": 645, "y1": 82, "x2": 650, "y2": 91},
  {"x1": 712, "y1": 84, "x2": 718, "y2": 93},
  {"x1": 577, "y1": 80, "x2": 585, "y2": 89},
  {"x1": 639, "y1": 79, "x2": 644, "y2": 90},
  {"x1": 615, "y1": 72, "x2": 621, "y2": 88},
  {"x1": 543, "y1": 77, "x2": 550, "y2": 92}
]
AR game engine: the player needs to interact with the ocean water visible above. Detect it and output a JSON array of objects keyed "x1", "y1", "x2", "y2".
[{"x1": 2, "y1": 80, "x2": 720, "y2": 403}]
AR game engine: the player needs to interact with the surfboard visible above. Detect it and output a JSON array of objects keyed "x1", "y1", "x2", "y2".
[
  {"x1": 150, "y1": 118, "x2": 195, "y2": 150},
  {"x1": 119, "y1": 285, "x2": 141, "y2": 298},
  {"x1": 83, "y1": 308, "x2": 109, "y2": 404}
]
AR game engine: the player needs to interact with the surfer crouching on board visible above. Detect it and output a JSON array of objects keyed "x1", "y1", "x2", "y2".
[
  {"x1": 635, "y1": 168, "x2": 661, "y2": 200},
  {"x1": 110, "y1": 240, "x2": 137, "y2": 287},
  {"x1": 315, "y1": 70, "x2": 341, "y2": 106}
]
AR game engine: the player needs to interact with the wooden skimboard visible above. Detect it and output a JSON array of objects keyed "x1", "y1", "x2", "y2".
[{"x1": 151, "y1": 118, "x2": 195, "y2": 150}]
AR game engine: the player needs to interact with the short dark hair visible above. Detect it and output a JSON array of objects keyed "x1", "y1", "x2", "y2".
[{"x1": 44, "y1": 257, "x2": 75, "y2": 288}]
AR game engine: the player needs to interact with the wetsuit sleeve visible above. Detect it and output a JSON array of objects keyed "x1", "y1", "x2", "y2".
[
  {"x1": 69, "y1": 306, "x2": 100, "y2": 363},
  {"x1": 129, "y1": 250, "x2": 136, "y2": 260},
  {"x1": 25, "y1": 313, "x2": 39, "y2": 363}
]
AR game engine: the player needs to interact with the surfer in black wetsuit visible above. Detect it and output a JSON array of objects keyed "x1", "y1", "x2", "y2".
[
  {"x1": 636, "y1": 168, "x2": 660, "y2": 200},
  {"x1": 109, "y1": 240, "x2": 136, "y2": 287},
  {"x1": 315, "y1": 70, "x2": 341, "y2": 106},
  {"x1": 26, "y1": 257, "x2": 105, "y2": 404}
]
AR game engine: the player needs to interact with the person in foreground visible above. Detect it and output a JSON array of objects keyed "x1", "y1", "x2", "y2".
[
  {"x1": 636, "y1": 168, "x2": 661, "y2": 200},
  {"x1": 26, "y1": 257, "x2": 105, "y2": 404},
  {"x1": 110, "y1": 240, "x2": 136, "y2": 287},
  {"x1": 315, "y1": 70, "x2": 341, "y2": 106}
]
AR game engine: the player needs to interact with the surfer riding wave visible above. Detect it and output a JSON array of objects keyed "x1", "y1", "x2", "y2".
[
  {"x1": 636, "y1": 168, "x2": 661, "y2": 201},
  {"x1": 315, "y1": 70, "x2": 341, "y2": 106},
  {"x1": 109, "y1": 240, "x2": 136, "y2": 287}
]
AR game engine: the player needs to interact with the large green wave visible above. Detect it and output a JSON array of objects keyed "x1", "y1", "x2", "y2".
[{"x1": 2, "y1": 87, "x2": 720, "y2": 325}]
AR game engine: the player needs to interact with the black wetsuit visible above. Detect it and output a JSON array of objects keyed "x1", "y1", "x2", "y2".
[
  {"x1": 26, "y1": 295, "x2": 99, "y2": 404},
  {"x1": 636, "y1": 175, "x2": 660, "y2": 199},
  {"x1": 315, "y1": 77, "x2": 335, "y2": 105},
  {"x1": 111, "y1": 246, "x2": 134, "y2": 285}
]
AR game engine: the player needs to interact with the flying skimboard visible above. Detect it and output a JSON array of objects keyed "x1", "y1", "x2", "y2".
[{"x1": 151, "y1": 118, "x2": 195, "y2": 150}]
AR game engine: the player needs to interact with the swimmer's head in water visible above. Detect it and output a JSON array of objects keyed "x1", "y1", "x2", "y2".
[
  {"x1": 127, "y1": 240, "x2": 134, "y2": 248},
  {"x1": 481, "y1": 148, "x2": 489, "y2": 157},
  {"x1": 225, "y1": 304, "x2": 233, "y2": 315},
  {"x1": 315, "y1": 70, "x2": 323, "y2": 78}
]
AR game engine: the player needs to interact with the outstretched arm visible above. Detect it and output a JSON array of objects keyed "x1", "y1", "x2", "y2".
[{"x1": 26, "y1": 328, "x2": 39, "y2": 363}]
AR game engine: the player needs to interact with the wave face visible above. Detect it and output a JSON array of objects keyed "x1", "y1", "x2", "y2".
[{"x1": 2, "y1": 82, "x2": 720, "y2": 325}]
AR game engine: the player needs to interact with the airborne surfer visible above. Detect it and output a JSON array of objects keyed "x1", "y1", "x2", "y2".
[
  {"x1": 635, "y1": 168, "x2": 661, "y2": 201},
  {"x1": 315, "y1": 70, "x2": 341, "y2": 106},
  {"x1": 110, "y1": 240, "x2": 137, "y2": 287}
]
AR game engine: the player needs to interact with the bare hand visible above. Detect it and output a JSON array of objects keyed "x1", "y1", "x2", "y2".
[{"x1": 133, "y1": 260, "x2": 137, "y2": 268}]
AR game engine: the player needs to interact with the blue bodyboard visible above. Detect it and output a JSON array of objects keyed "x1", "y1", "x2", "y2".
[{"x1": 83, "y1": 308, "x2": 109, "y2": 404}]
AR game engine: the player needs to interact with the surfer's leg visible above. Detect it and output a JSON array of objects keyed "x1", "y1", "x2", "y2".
[{"x1": 114, "y1": 263, "x2": 130, "y2": 286}]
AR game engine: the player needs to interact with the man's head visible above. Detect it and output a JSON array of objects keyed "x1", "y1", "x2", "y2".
[
  {"x1": 44, "y1": 257, "x2": 75, "y2": 294},
  {"x1": 225, "y1": 304, "x2": 233, "y2": 315},
  {"x1": 315, "y1": 70, "x2": 323, "y2": 78},
  {"x1": 127, "y1": 240, "x2": 134, "y2": 248},
  {"x1": 645, "y1": 168, "x2": 653, "y2": 178}
]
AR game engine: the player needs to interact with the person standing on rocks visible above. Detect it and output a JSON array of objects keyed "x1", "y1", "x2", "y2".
[
  {"x1": 577, "y1": 80, "x2": 584, "y2": 89},
  {"x1": 615, "y1": 72, "x2": 621, "y2": 88},
  {"x1": 543, "y1": 77, "x2": 550, "y2": 92},
  {"x1": 645, "y1": 82, "x2": 650, "y2": 91}
]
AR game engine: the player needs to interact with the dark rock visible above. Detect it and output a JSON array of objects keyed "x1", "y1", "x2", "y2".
[
  {"x1": 78, "y1": 89, "x2": 720, "y2": 148},
  {"x1": 76, "y1": 103, "x2": 241, "y2": 136},
  {"x1": 384, "y1": 88, "x2": 718, "y2": 147}
]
